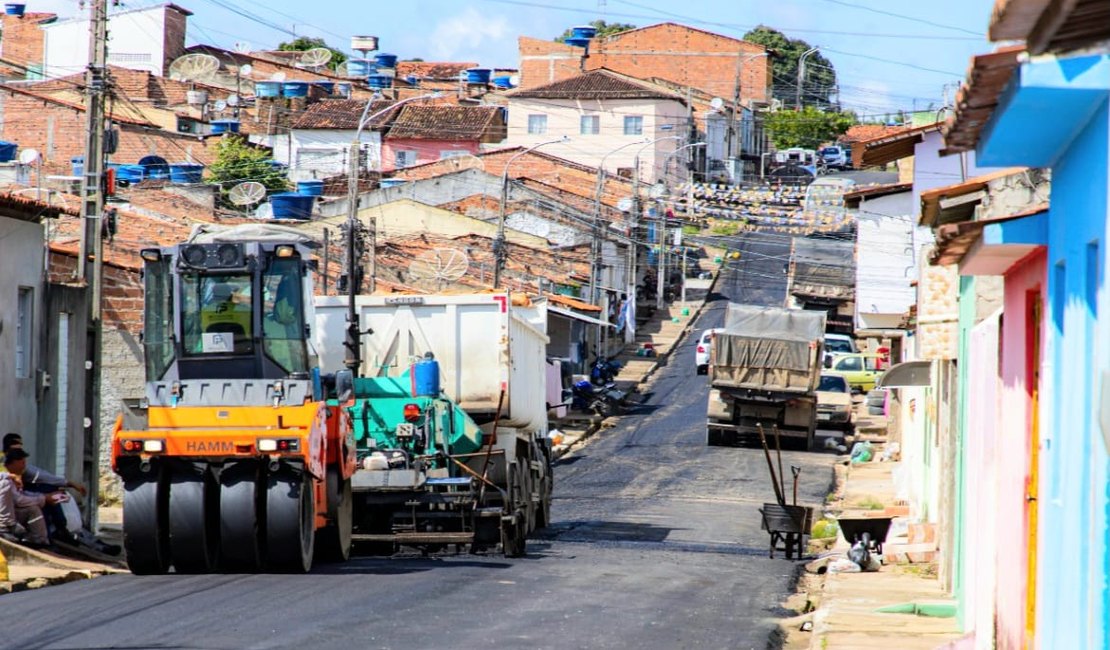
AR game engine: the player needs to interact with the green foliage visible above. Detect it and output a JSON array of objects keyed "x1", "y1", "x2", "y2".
[
  {"x1": 743, "y1": 26, "x2": 838, "y2": 110},
  {"x1": 277, "y1": 36, "x2": 348, "y2": 71},
  {"x1": 765, "y1": 107, "x2": 858, "y2": 150},
  {"x1": 709, "y1": 221, "x2": 740, "y2": 236},
  {"x1": 555, "y1": 20, "x2": 636, "y2": 42},
  {"x1": 207, "y1": 136, "x2": 288, "y2": 207}
]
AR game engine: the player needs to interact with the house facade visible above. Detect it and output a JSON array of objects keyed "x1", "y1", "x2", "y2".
[
  {"x1": 382, "y1": 105, "x2": 505, "y2": 172},
  {"x1": 42, "y1": 3, "x2": 190, "y2": 79}
]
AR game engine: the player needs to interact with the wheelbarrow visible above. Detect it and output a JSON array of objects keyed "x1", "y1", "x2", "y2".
[
  {"x1": 837, "y1": 516, "x2": 894, "y2": 555},
  {"x1": 759, "y1": 503, "x2": 814, "y2": 559}
]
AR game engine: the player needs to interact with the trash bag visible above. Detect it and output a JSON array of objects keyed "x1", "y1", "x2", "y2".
[
  {"x1": 827, "y1": 557, "x2": 862, "y2": 573},
  {"x1": 59, "y1": 497, "x2": 83, "y2": 534},
  {"x1": 850, "y1": 441, "x2": 873, "y2": 464}
]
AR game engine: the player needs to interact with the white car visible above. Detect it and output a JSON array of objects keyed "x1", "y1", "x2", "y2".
[{"x1": 695, "y1": 328, "x2": 723, "y2": 375}]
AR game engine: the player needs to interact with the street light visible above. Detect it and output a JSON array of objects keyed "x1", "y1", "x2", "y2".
[
  {"x1": 796, "y1": 46, "x2": 819, "y2": 110},
  {"x1": 343, "y1": 91, "x2": 440, "y2": 372},
  {"x1": 493, "y1": 135, "x2": 569, "y2": 289}
]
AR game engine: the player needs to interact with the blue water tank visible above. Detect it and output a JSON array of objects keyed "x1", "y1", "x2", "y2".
[
  {"x1": 346, "y1": 59, "x2": 374, "y2": 78},
  {"x1": 564, "y1": 37, "x2": 590, "y2": 49},
  {"x1": 282, "y1": 82, "x2": 310, "y2": 98},
  {"x1": 411, "y1": 356, "x2": 440, "y2": 397},
  {"x1": 296, "y1": 179, "x2": 324, "y2": 196},
  {"x1": 4, "y1": 4, "x2": 25, "y2": 16},
  {"x1": 367, "y1": 75, "x2": 393, "y2": 89},
  {"x1": 466, "y1": 68, "x2": 491, "y2": 84},
  {"x1": 117, "y1": 165, "x2": 145, "y2": 184},
  {"x1": 211, "y1": 120, "x2": 240, "y2": 135},
  {"x1": 571, "y1": 25, "x2": 598, "y2": 39},
  {"x1": 269, "y1": 193, "x2": 314, "y2": 220},
  {"x1": 491, "y1": 76, "x2": 512, "y2": 89},
  {"x1": 169, "y1": 163, "x2": 204, "y2": 184},
  {"x1": 374, "y1": 52, "x2": 398, "y2": 69},
  {"x1": 0, "y1": 141, "x2": 17, "y2": 162},
  {"x1": 313, "y1": 81, "x2": 335, "y2": 95},
  {"x1": 254, "y1": 81, "x2": 281, "y2": 98},
  {"x1": 379, "y1": 178, "x2": 406, "y2": 188},
  {"x1": 139, "y1": 155, "x2": 170, "y2": 180},
  {"x1": 336, "y1": 83, "x2": 352, "y2": 97},
  {"x1": 71, "y1": 156, "x2": 84, "y2": 177}
]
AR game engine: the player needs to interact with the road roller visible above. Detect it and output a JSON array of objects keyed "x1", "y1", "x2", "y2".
[{"x1": 111, "y1": 225, "x2": 355, "y2": 574}]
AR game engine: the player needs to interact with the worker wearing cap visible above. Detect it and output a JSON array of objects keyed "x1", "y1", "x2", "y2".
[
  {"x1": 0, "y1": 448, "x2": 66, "y2": 548},
  {"x1": 2, "y1": 433, "x2": 87, "y2": 497}
]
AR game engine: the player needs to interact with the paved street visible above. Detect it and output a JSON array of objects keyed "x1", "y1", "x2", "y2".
[{"x1": 1, "y1": 234, "x2": 834, "y2": 650}]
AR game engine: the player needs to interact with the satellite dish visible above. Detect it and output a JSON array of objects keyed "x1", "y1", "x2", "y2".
[
  {"x1": 408, "y1": 248, "x2": 470, "y2": 289},
  {"x1": 299, "y1": 47, "x2": 332, "y2": 69},
  {"x1": 18, "y1": 148, "x2": 39, "y2": 165},
  {"x1": 213, "y1": 99, "x2": 228, "y2": 112},
  {"x1": 168, "y1": 53, "x2": 220, "y2": 82},
  {"x1": 228, "y1": 181, "x2": 267, "y2": 207},
  {"x1": 508, "y1": 74, "x2": 520, "y2": 87},
  {"x1": 270, "y1": 71, "x2": 287, "y2": 82},
  {"x1": 226, "y1": 94, "x2": 240, "y2": 106},
  {"x1": 239, "y1": 64, "x2": 253, "y2": 78},
  {"x1": 710, "y1": 97, "x2": 725, "y2": 111},
  {"x1": 234, "y1": 41, "x2": 252, "y2": 54}
]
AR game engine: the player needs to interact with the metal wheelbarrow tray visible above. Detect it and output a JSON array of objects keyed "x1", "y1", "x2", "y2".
[
  {"x1": 759, "y1": 503, "x2": 814, "y2": 559},
  {"x1": 837, "y1": 515, "x2": 894, "y2": 554}
]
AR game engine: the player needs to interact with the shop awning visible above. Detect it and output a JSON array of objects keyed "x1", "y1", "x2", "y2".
[
  {"x1": 877, "y1": 360, "x2": 932, "y2": 388},
  {"x1": 548, "y1": 306, "x2": 614, "y2": 328}
]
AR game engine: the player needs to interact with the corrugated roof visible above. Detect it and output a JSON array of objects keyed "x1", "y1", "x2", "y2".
[
  {"x1": 919, "y1": 167, "x2": 1028, "y2": 227},
  {"x1": 386, "y1": 105, "x2": 502, "y2": 141},
  {"x1": 508, "y1": 68, "x2": 684, "y2": 102},
  {"x1": 942, "y1": 46, "x2": 1024, "y2": 155},
  {"x1": 852, "y1": 122, "x2": 943, "y2": 169},
  {"x1": 291, "y1": 99, "x2": 400, "y2": 130},
  {"x1": 991, "y1": 0, "x2": 1110, "y2": 55}
]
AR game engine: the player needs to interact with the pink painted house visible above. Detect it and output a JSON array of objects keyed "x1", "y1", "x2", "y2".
[{"x1": 382, "y1": 104, "x2": 506, "y2": 172}]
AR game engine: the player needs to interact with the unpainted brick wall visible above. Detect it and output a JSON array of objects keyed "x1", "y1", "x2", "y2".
[{"x1": 0, "y1": 13, "x2": 53, "y2": 75}]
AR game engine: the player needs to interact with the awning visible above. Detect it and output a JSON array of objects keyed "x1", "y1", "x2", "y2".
[
  {"x1": 877, "y1": 360, "x2": 932, "y2": 388},
  {"x1": 548, "y1": 306, "x2": 615, "y2": 328}
]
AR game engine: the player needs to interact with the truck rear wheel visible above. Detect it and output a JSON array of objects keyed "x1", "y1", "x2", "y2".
[
  {"x1": 168, "y1": 465, "x2": 219, "y2": 573},
  {"x1": 265, "y1": 467, "x2": 315, "y2": 573},
  {"x1": 219, "y1": 461, "x2": 263, "y2": 571},
  {"x1": 122, "y1": 468, "x2": 169, "y2": 575},
  {"x1": 707, "y1": 428, "x2": 723, "y2": 446},
  {"x1": 316, "y1": 466, "x2": 352, "y2": 562}
]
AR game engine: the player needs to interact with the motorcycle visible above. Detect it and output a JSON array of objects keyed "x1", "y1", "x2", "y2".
[
  {"x1": 566, "y1": 379, "x2": 623, "y2": 418},
  {"x1": 590, "y1": 358, "x2": 629, "y2": 406}
]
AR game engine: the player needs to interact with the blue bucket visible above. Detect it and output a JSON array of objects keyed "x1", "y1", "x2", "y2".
[
  {"x1": 466, "y1": 68, "x2": 491, "y2": 84},
  {"x1": 117, "y1": 165, "x2": 145, "y2": 184},
  {"x1": 71, "y1": 156, "x2": 84, "y2": 177},
  {"x1": 169, "y1": 163, "x2": 204, "y2": 184},
  {"x1": 0, "y1": 141, "x2": 17, "y2": 162},
  {"x1": 269, "y1": 192, "x2": 314, "y2": 220},
  {"x1": 282, "y1": 82, "x2": 309, "y2": 98},
  {"x1": 411, "y1": 357, "x2": 440, "y2": 397},
  {"x1": 374, "y1": 52, "x2": 398, "y2": 69},
  {"x1": 211, "y1": 120, "x2": 240, "y2": 135},
  {"x1": 4, "y1": 4, "x2": 25, "y2": 16},
  {"x1": 254, "y1": 81, "x2": 281, "y2": 98},
  {"x1": 296, "y1": 179, "x2": 324, "y2": 196}
]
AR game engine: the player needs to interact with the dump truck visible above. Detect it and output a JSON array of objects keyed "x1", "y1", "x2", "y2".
[
  {"x1": 111, "y1": 225, "x2": 356, "y2": 574},
  {"x1": 705, "y1": 304, "x2": 826, "y2": 450},
  {"x1": 314, "y1": 293, "x2": 553, "y2": 556}
]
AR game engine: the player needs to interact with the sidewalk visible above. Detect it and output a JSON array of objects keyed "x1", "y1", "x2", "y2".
[
  {"x1": 782, "y1": 413, "x2": 963, "y2": 650},
  {"x1": 1, "y1": 515, "x2": 127, "y2": 595}
]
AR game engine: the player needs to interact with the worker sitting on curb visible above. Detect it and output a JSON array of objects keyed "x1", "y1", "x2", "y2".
[{"x1": 0, "y1": 449, "x2": 66, "y2": 549}]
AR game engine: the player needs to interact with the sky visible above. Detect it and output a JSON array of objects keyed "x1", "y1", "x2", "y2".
[{"x1": 32, "y1": 0, "x2": 996, "y2": 117}]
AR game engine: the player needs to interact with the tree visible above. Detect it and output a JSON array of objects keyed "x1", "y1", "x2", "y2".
[
  {"x1": 277, "y1": 36, "x2": 347, "y2": 71},
  {"x1": 207, "y1": 136, "x2": 289, "y2": 208},
  {"x1": 555, "y1": 20, "x2": 636, "y2": 42},
  {"x1": 743, "y1": 26, "x2": 838, "y2": 110},
  {"x1": 764, "y1": 107, "x2": 857, "y2": 150}
]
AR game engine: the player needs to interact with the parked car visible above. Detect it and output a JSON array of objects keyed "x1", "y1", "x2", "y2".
[
  {"x1": 823, "y1": 333, "x2": 857, "y2": 366},
  {"x1": 695, "y1": 327, "x2": 724, "y2": 375},
  {"x1": 820, "y1": 145, "x2": 852, "y2": 170},
  {"x1": 816, "y1": 373, "x2": 854, "y2": 431},
  {"x1": 827, "y1": 353, "x2": 885, "y2": 393}
]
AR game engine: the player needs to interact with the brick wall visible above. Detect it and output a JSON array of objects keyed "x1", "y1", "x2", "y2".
[
  {"x1": 438, "y1": 193, "x2": 501, "y2": 219},
  {"x1": 162, "y1": 7, "x2": 189, "y2": 76},
  {"x1": 519, "y1": 25, "x2": 770, "y2": 105},
  {"x1": 0, "y1": 13, "x2": 53, "y2": 77}
]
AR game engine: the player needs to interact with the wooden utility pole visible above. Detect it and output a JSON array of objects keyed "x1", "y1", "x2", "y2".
[{"x1": 77, "y1": 0, "x2": 109, "y2": 527}]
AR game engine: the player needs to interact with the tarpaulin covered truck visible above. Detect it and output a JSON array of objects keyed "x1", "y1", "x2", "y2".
[{"x1": 706, "y1": 304, "x2": 826, "y2": 450}]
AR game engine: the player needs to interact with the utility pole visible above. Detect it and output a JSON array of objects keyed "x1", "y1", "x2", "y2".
[
  {"x1": 590, "y1": 170, "x2": 605, "y2": 356},
  {"x1": 77, "y1": 0, "x2": 108, "y2": 528},
  {"x1": 796, "y1": 46, "x2": 819, "y2": 111},
  {"x1": 627, "y1": 155, "x2": 640, "y2": 345},
  {"x1": 343, "y1": 140, "x2": 362, "y2": 372}
]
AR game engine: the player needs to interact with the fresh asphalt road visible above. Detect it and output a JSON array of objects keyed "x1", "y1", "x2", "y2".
[{"x1": 2, "y1": 234, "x2": 835, "y2": 650}]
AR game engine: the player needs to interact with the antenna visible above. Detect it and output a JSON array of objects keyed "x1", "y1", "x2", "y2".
[
  {"x1": 299, "y1": 47, "x2": 332, "y2": 70},
  {"x1": 228, "y1": 181, "x2": 266, "y2": 207},
  {"x1": 239, "y1": 64, "x2": 253, "y2": 78},
  {"x1": 213, "y1": 99, "x2": 228, "y2": 112},
  {"x1": 408, "y1": 248, "x2": 470, "y2": 290},
  {"x1": 168, "y1": 53, "x2": 220, "y2": 82},
  {"x1": 18, "y1": 148, "x2": 40, "y2": 165},
  {"x1": 234, "y1": 41, "x2": 252, "y2": 54},
  {"x1": 709, "y1": 97, "x2": 724, "y2": 111},
  {"x1": 226, "y1": 94, "x2": 240, "y2": 107}
]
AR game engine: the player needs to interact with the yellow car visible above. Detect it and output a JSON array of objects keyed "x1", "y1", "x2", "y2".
[{"x1": 827, "y1": 353, "x2": 885, "y2": 393}]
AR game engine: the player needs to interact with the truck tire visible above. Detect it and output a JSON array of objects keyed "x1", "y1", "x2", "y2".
[
  {"x1": 265, "y1": 468, "x2": 315, "y2": 573},
  {"x1": 707, "y1": 427, "x2": 724, "y2": 446},
  {"x1": 219, "y1": 461, "x2": 263, "y2": 571},
  {"x1": 316, "y1": 466, "x2": 352, "y2": 563},
  {"x1": 122, "y1": 468, "x2": 170, "y2": 575},
  {"x1": 168, "y1": 464, "x2": 219, "y2": 573}
]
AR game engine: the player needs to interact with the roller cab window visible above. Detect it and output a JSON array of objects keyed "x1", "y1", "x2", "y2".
[
  {"x1": 262, "y1": 257, "x2": 308, "y2": 374},
  {"x1": 182, "y1": 273, "x2": 254, "y2": 355}
]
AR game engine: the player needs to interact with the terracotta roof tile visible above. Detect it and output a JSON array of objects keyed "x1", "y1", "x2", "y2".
[
  {"x1": 291, "y1": 99, "x2": 400, "y2": 130},
  {"x1": 508, "y1": 68, "x2": 684, "y2": 101},
  {"x1": 840, "y1": 124, "x2": 906, "y2": 144},
  {"x1": 942, "y1": 46, "x2": 1024, "y2": 155},
  {"x1": 396, "y1": 61, "x2": 478, "y2": 80},
  {"x1": 386, "y1": 105, "x2": 503, "y2": 141}
]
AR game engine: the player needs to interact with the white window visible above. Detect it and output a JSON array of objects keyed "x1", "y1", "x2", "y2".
[
  {"x1": 439, "y1": 150, "x2": 468, "y2": 160},
  {"x1": 624, "y1": 115, "x2": 643, "y2": 135},
  {"x1": 580, "y1": 115, "x2": 600, "y2": 135},
  {"x1": 395, "y1": 150, "x2": 418, "y2": 168},
  {"x1": 527, "y1": 114, "x2": 547, "y2": 135},
  {"x1": 15, "y1": 286, "x2": 32, "y2": 378}
]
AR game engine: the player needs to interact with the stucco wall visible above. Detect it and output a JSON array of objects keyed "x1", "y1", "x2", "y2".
[{"x1": 0, "y1": 215, "x2": 44, "y2": 442}]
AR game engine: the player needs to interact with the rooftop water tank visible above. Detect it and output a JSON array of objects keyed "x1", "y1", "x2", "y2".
[
  {"x1": 367, "y1": 75, "x2": 393, "y2": 90},
  {"x1": 466, "y1": 68, "x2": 491, "y2": 85},
  {"x1": 491, "y1": 76, "x2": 512, "y2": 89},
  {"x1": 210, "y1": 119, "x2": 240, "y2": 135},
  {"x1": 282, "y1": 82, "x2": 310, "y2": 98},
  {"x1": 571, "y1": 25, "x2": 598, "y2": 39},
  {"x1": 169, "y1": 163, "x2": 204, "y2": 184},
  {"x1": 296, "y1": 179, "x2": 324, "y2": 197},
  {"x1": 346, "y1": 59, "x2": 374, "y2": 79},
  {"x1": 335, "y1": 83, "x2": 352, "y2": 97},
  {"x1": 564, "y1": 37, "x2": 590, "y2": 49},
  {"x1": 350, "y1": 35, "x2": 379, "y2": 52},
  {"x1": 139, "y1": 155, "x2": 170, "y2": 180},
  {"x1": 269, "y1": 193, "x2": 314, "y2": 220},
  {"x1": 254, "y1": 81, "x2": 281, "y2": 98},
  {"x1": 312, "y1": 81, "x2": 335, "y2": 95},
  {"x1": 379, "y1": 178, "x2": 406, "y2": 189},
  {"x1": 374, "y1": 53, "x2": 398, "y2": 69},
  {"x1": 4, "y1": 4, "x2": 25, "y2": 16},
  {"x1": 116, "y1": 165, "x2": 145, "y2": 185},
  {"x1": 0, "y1": 141, "x2": 18, "y2": 163}
]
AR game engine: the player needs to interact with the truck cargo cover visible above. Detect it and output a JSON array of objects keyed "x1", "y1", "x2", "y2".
[{"x1": 712, "y1": 305, "x2": 826, "y2": 392}]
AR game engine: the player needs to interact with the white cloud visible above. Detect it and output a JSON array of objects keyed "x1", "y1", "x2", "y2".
[{"x1": 427, "y1": 6, "x2": 511, "y2": 62}]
